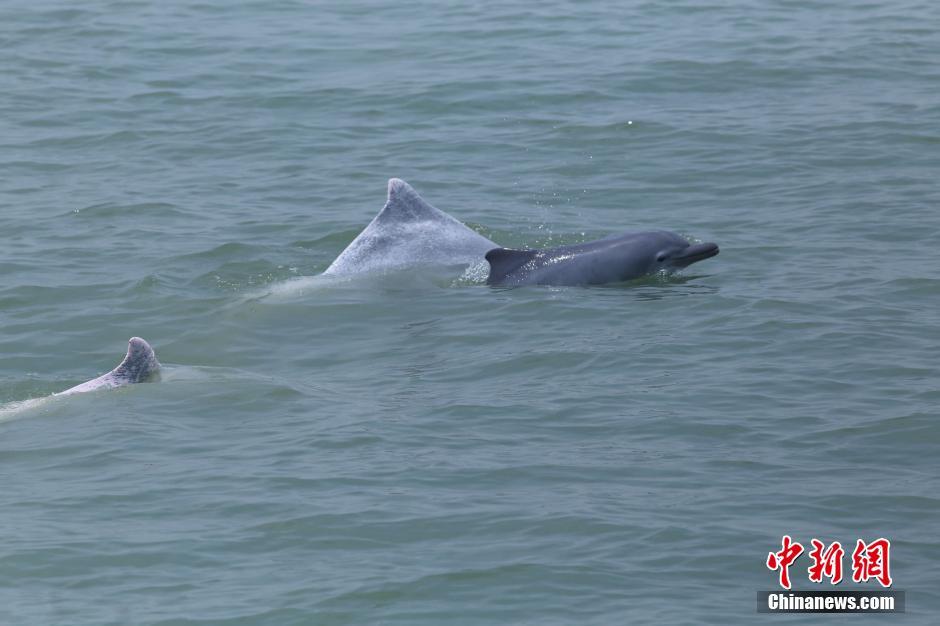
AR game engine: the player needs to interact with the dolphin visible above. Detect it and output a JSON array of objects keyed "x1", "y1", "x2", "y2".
[
  {"x1": 55, "y1": 337, "x2": 160, "y2": 396},
  {"x1": 485, "y1": 231, "x2": 719, "y2": 287},
  {"x1": 323, "y1": 178, "x2": 497, "y2": 276}
]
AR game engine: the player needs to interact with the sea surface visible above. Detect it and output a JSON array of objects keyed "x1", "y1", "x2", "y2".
[{"x1": 2, "y1": 1, "x2": 939, "y2": 624}]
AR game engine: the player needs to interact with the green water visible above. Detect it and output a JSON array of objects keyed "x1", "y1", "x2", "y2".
[{"x1": 2, "y1": 1, "x2": 939, "y2": 624}]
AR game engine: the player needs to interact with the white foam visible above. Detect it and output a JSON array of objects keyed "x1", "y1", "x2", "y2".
[{"x1": 454, "y1": 260, "x2": 492, "y2": 285}]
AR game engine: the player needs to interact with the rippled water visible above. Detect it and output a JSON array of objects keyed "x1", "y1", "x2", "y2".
[{"x1": 2, "y1": 1, "x2": 939, "y2": 624}]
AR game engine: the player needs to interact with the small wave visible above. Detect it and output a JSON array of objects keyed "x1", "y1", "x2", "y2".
[
  {"x1": 0, "y1": 397, "x2": 53, "y2": 423},
  {"x1": 247, "y1": 273, "x2": 352, "y2": 301},
  {"x1": 65, "y1": 202, "x2": 186, "y2": 219}
]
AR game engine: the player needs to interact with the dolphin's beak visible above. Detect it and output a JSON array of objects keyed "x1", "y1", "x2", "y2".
[{"x1": 674, "y1": 242, "x2": 719, "y2": 266}]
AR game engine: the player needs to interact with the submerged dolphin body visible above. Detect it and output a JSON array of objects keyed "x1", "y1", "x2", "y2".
[
  {"x1": 323, "y1": 179, "x2": 497, "y2": 277},
  {"x1": 485, "y1": 231, "x2": 719, "y2": 287},
  {"x1": 56, "y1": 337, "x2": 160, "y2": 396}
]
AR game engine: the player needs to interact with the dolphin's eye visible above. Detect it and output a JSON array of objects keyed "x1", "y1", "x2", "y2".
[{"x1": 656, "y1": 253, "x2": 667, "y2": 263}]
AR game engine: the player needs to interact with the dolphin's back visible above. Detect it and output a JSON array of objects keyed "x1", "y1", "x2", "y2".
[{"x1": 484, "y1": 248, "x2": 538, "y2": 285}]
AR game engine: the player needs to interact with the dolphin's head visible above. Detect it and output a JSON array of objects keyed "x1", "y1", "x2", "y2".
[{"x1": 648, "y1": 231, "x2": 719, "y2": 273}]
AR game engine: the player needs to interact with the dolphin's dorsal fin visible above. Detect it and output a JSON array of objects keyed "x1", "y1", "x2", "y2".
[
  {"x1": 377, "y1": 178, "x2": 442, "y2": 223},
  {"x1": 111, "y1": 337, "x2": 160, "y2": 383},
  {"x1": 323, "y1": 179, "x2": 499, "y2": 276},
  {"x1": 55, "y1": 337, "x2": 160, "y2": 396},
  {"x1": 485, "y1": 248, "x2": 538, "y2": 285}
]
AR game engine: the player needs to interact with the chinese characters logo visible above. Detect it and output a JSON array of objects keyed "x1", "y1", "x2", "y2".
[{"x1": 767, "y1": 536, "x2": 892, "y2": 589}]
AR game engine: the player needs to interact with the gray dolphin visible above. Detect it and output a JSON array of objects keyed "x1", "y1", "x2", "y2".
[
  {"x1": 323, "y1": 178, "x2": 497, "y2": 276},
  {"x1": 56, "y1": 337, "x2": 160, "y2": 396},
  {"x1": 485, "y1": 231, "x2": 719, "y2": 287}
]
